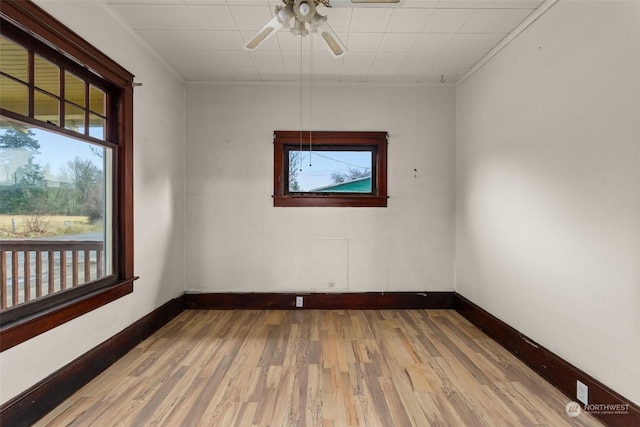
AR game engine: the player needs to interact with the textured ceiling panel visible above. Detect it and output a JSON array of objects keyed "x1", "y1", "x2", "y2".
[{"x1": 102, "y1": 0, "x2": 548, "y2": 84}]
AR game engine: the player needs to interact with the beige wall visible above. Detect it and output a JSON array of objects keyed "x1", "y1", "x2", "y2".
[
  {"x1": 0, "y1": 0, "x2": 186, "y2": 404},
  {"x1": 455, "y1": 1, "x2": 640, "y2": 404},
  {"x1": 184, "y1": 83, "x2": 456, "y2": 293}
]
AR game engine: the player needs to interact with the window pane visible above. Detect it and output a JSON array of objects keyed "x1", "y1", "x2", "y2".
[
  {"x1": 34, "y1": 55, "x2": 60, "y2": 96},
  {"x1": 0, "y1": 75, "x2": 28, "y2": 115},
  {"x1": 34, "y1": 90, "x2": 60, "y2": 126},
  {"x1": 65, "y1": 102, "x2": 85, "y2": 132},
  {"x1": 0, "y1": 122, "x2": 113, "y2": 308},
  {"x1": 88, "y1": 114, "x2": 105, "y2": 140},
  {"x1": 65, "y1": 71, "x2": 85, "y2": 107},
  {"x1": 89, "y1": 85, "x2": 105, "y2": 115},
  {"x1": 288, "y1": 150, "x2": 372, "y2": 193},
  {"x1": 0, "y1": 37, "x2": 28, "y2": 82}
]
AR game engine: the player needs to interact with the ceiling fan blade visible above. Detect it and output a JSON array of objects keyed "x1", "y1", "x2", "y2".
[
  {"x1": 244, "y1": 15, "x2": 283, "y2": 50},
  {"x1": 316, "y1": 20, "x2": 346, "y2": 58}
]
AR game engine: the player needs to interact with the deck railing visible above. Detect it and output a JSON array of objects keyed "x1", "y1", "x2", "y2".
[{"x1": 0, "y1": 240, "x2": 104, "y2": 309}]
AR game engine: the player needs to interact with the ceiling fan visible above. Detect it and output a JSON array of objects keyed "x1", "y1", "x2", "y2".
[{"x1": 244, "y1": 0, "x2": 400, "y2": 58}]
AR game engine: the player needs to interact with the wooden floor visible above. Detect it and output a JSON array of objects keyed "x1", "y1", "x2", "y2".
[{"x1": 36, "y1": 310, "x2": 602, "y2": 426}]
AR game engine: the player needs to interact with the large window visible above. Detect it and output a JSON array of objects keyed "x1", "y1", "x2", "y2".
[
  {"x1": 0, "y1": 1, "x2": 134, "y2": 351},
  {"x1": 273, "y1": 131, "x2": 388, "y2": 207}
]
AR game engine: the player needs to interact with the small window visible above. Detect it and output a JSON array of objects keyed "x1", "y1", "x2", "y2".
[{"x1": 273, "y1": 131, "x2": 388, "y2": 207}]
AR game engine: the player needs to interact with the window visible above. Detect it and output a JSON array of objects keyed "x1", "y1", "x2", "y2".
[
  {"x1": 0, "y1": 1, "x2": 134, "y2": 351},
  {"x1": 273, "y1": 131, "x2": 388, "y2": 207},
  {"x1": 0, "y1": 123, "x2": 113, "y2": 308}
]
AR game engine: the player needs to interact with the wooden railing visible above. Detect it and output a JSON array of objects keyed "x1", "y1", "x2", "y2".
[{"x1": 0, "y1": 240, "x2": 104, "y2": 309}]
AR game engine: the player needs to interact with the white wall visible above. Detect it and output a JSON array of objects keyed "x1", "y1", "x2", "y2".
[
  {"x1": 0, "y1": 1, "x2": 185, "y2": 404},
  {"x1": 185, "y1": 83, "x2": 455, "y2": 294},
  {"x1": 456, "y1": 1, "x2": 639, "y2": 405}
]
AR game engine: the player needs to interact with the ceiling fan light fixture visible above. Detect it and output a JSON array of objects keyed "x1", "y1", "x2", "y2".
[
  {"x1": 276, "y1": 4, "x2": 295, "y2": 27},
  {"x1": 247, "y1": 0, "x2": 357, "y2": 57},
  {"x1": 290, "y1": 19, "x2": 309, "y2": 37},
  {"x1": 294, "y1": 0, "x2": 316, "y2": 22},
  {"x1": 310, "y1": 13, "x2": 327, "y2": 31}
]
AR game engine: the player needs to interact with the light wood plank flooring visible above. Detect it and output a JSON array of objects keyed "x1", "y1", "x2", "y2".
[{"x1": 36, "y1": 310, "x2": 602, "y2": 426}]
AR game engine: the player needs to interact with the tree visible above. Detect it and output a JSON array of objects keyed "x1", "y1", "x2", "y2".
[
  {"x1": 330, "y1": 167, "x2": 370, "y2": 184},
  {"x1": 0, "y1": 127, "x2": 46, "y2": 214},
  {"x1": 0, "y1": 128, "x2": 40, "y2": 152},
  {"x1": 17, "y1": 157, "x2": 46, "y2": 188},
  {"x1": 0, "y1": 157, "x2": 48, "y2": 215},
  {"x1": 330, "y1": 170, "x2": 346, "y2": 184},
  {"x1": 1, "y1": 127, "x2": 40, "y2": 182},
  {"x1": 288, "y1": 151, "x2": 303, "y2": 191},
  {"x1": 66, "y1": 156, "x2": 104, "y2": 222},
  {"x1": 67, "y1": 157, "x2": 100, "y2": 202}
]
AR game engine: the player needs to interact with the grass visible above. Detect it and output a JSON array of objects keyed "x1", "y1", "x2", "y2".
[{"x1": 0, "y1": 214, "x2": 102, "y2": 239}]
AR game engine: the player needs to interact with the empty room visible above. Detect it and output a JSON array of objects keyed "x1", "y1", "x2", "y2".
[{"x1": 0, "y1": 0, "x2": 638, "y2": 426}]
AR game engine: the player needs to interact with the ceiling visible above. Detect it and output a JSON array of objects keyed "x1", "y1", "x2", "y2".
[{"x1": 101, "y1": 0, "x2": 547, "y2": 84}]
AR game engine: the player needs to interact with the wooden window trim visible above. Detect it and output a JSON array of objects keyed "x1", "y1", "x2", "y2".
[
  {"x1": 0, "y1": 1, "x2": 135, "y2": 351},
  {"x1": 0, "y1": 2, "x2": 132, "y2": 89},
  {"x1": 273, "y1": 131, "x2": 388, "y2": 207},
  {"x1": 0, "y1": 280, "x2": 134, "y2": 352}
]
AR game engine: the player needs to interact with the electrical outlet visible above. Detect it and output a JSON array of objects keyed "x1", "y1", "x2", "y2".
[
  {"x1": 296, "y1": 296, "x2": 303, "y2": 308},
  {"x1": 577, "y1": 380, "x2": 588, "y2": 405}
]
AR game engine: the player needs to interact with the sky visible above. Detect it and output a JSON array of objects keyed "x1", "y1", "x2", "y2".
[
  {"x1": 0, "y1": 125, "x2": 104, "y2": 183},
  {"x1": 291, "y1": 150, "x2": 371, "y2": 191}
]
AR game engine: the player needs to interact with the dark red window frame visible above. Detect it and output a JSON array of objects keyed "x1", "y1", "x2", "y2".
[
  {"x1": 0, "y1": 1, "x2": 135, "y2": 351},
  {"x1": 273, "y1": 131, "x2": 388, "y2": 207}
]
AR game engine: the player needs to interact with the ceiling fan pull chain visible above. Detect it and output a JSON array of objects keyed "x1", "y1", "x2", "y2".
[
  {"x1": 299, "y1": 28, "x2": 304, "y2": 172},
  {"x1": 309, "y1": 30, "x2": 313, "y2": 167}
]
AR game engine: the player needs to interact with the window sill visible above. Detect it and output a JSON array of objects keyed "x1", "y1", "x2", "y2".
[
  {"x1": 273, "y1": 195, "x2": 388, "y2": 207},
  {"x1": 0, "y1": 278, "x2": 136, "y2": 352}
]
